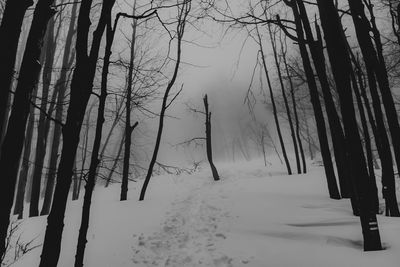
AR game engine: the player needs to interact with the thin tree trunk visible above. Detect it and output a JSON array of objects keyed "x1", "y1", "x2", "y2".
[
  {"x1": 269, "y1": 25, "x2": 300, "y2": 174},
  {"x1": 121, "y1": 5, "x2": 137, "y2": 201},
  {"x1": 203, "y1": 94, "x2": 219, "y2": 181},
  {"x1": 282, "y1": 40, "x2": 306, "y2": 173},
  {"x1": 139, "y1": 1, "x2": 191, "y2": 201},
  {"x1": 255, "y1": 24, "x2": 291, "y2": 174},
  {"x1": 0, "y1": 0, "x2": 56, "y2": 258}
]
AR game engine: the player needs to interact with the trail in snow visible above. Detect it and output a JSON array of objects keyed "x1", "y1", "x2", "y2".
[{"x1": 131, "y1": 180, "x2": 235, "y2": 267}]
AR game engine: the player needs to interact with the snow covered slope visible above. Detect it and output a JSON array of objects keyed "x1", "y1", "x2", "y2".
[{"x1": 7, "y1": 159, "x2": 400, "y2": 267}]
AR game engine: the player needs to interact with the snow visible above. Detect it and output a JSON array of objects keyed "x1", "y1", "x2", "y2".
[{"x1": 5, "y1": 158, "x2": 400, "y2": 267}]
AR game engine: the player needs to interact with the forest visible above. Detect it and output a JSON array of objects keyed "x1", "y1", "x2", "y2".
[{"x1": 0, "y1": 0, "x2": 400, "y2": 266}]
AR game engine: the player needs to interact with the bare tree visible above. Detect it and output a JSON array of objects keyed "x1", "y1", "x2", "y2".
[{"x1": 139, "y1": 0, "x2": 191, "y2": 201}]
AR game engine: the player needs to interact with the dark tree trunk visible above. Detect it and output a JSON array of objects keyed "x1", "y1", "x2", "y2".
[
  {"x1": 285, "y1": 2, "x2": 340, "y2": 199},
  {"x1": 203, "y1": 94, "x2": 220, "y2": 181},
  {"x1": 13, "y1": 86, "x2": 38, "y2": 219},
  {"x1": 350, "y1": 61, "x2": 380, "y2": 214},
  {"x1": 349, "y1": 51, "x2": 399, "y2": 216},
  {"x1": 39, "y1": 0, "x2": 116, "y2": 265},
  {"x1": 41, "y1": 2, "x2": 77, "y2": 216},
  {"x1": 316, "y1": 0, "x2": 382, "y2": 251},
  {"x1": 30, "y1": 16, "x2": 56, "y2": 217},
  {"x1": 349, "y1": 0, "x2": 400, "y2": 187},
  {"x1": 0, "y1": 0, "x2": 56, "y2": 258},
  {"x1": 72, "y1": 161, "x2": 79, "y2": 201},
  {"x1": 121, "y1": 8, "x2": 137, "y2": 201},
  {"x1": 268, "y1": 25, "x2": 300, "y2": 174},
  {"x1": 282, "y1": 45, "x2": 306, "y2": 173},
  {"x1": 255, "y1": 24, "x2": 291, "y2": 175},
  {"x1": 74, "y1": 10, "x2": 118, "y2": 265},
  {"x1": 297, "y1": 1, "x2": 350, "y2": 197},
  {"x1": 139, "y1": 1, "x2": 190, "y2": 201},
  {"x1": 0, "y1": 0, "x2": 33, "y2": 146}
]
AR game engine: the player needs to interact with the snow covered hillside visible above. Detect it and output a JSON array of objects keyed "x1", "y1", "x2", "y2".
[{"x1": 6, "y1": 159, "x2": 400, "y2": 267}]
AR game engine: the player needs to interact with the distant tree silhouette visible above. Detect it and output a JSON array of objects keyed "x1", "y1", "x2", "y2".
[{"x1": 203, "y1": 94, "x2": 220, "y2": 181}]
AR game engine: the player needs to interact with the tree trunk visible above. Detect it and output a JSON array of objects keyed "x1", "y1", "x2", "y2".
[
  {"x1": 39, "y1": 0, "x2": 116, "y2": 265},
  {"x1": 30, "y1": 16, "x2": 56, "y2": 217},
  {"x1": 349, "y1": 51, "x2": 399, "y2": 216},
  {"x1": 203, "y1": 94, "x2": 220, "y2": 181},
  {"x1": 316, "y1": 0, "x2": 382, "y2": 251},
  {"x1": 121, "y1": 6, "x2": 137, "y2": 201},
  {"x1": 268, "y1": 25, "x2": 300, "y2": 174},
  {"x1": 139, "y1": 1, "x2": 190, "y2": 201},
  {"x1": 13, "y1": 85, "x2": 38, "y2": 219},
  {"x1": 297, "y1": 1, "x2": 350, "y2": 197},
  {"x1": 0, "y1": 0, "x2": 33, "y2": 146},
  {"x1": 41, "y1": 1, "x2": 77, "y2": 216},
  {"x1": 0, "y1": 0, "x2": 56, "y2": 258},
  {"x1": 350, "y1": 61, "x2": 380, "y2": 214},
  {"x1": 255, "y1": 24, "x2": 291, "y2": 174},
  {"x1": 286, "y1": 2, "x2": 340, "y2": 199},
  {"x1": 282, "y1": 44, "x2": 306, "y2": 173},
  {"x1": 74, "y1": 11, "x2": 117, "y2": 265},
  {"x1": 349, "y1": 0, "x2": 400, "y2": 188}
]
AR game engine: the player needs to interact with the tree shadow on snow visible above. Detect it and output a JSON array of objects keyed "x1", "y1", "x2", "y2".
[{"x1": 262, "y1": 230, "x2": 364, "y2": 250}]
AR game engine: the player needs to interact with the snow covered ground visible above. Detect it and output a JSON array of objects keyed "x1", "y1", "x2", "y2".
[{"x1": 5, "y1": 158, "x2": 400, "y2": 266}]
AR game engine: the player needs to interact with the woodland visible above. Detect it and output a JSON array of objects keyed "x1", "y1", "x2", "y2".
[{"x1": 0, "y1": 0, "x2": 400, "y2": 266}]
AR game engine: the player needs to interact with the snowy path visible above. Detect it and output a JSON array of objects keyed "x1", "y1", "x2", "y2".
[{"x1": 131, "y1": 180, "x2": 234, "y2": 267}]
